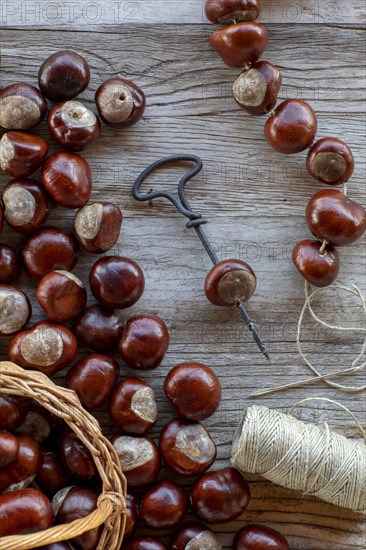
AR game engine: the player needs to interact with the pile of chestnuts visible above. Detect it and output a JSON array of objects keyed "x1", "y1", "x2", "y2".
[{"x1": 0, "y1": 49, "x2": 289, "y2": 549}]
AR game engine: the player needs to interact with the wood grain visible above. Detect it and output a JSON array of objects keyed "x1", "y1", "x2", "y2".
[{"x1": 1, "y1": 2, "x2": 365, "y2": 548}]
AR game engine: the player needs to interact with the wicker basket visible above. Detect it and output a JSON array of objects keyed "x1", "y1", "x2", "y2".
[{"x1": 0, "y1": 361, "x2": 127, "y2": 550}]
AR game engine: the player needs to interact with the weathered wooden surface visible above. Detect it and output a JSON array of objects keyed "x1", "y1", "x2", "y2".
[{"x1": 1, "y1": 1, "x2": 366, "y2": 548}]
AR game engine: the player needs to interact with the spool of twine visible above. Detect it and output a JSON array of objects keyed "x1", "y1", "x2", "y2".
[
  {"x1": 0, "y1": 361, "x2": 127, "y2": 550},
  {"x1": 231, "y1": 404, "x2": 366, "y2": 513}
]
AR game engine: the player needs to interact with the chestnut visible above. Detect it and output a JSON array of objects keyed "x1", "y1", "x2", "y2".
[
  {"x1": 95, "y1": 78, "x2": 145, "y2": 128},
  {"x1": 307, "y1": 137, "x2": 355, "y2": 185},
  {"x1": 58, "y1": 432, "x2": 96, "y2": 481},
  {"x1": 39, "y1": 50, "x2": 90, "y2": 101},
  {"x1": 2, "y1": 178, "x2": 49, "y2": 233},
  {"x1": 119, "y1": 314, "x2": 170, "y2": 370},
  {"x1": 210, "y1": 22, "x2": 268, "y2": 68},
  {"x1": 0, "y1": 284, "x2": 32, "y2": 336},
  {"x1": 0, "y1": 82, "x2": 47, "y2": 130},
  {"x1": 0, "y1": 204, "x2": 3, "y2": 233},
  {"x1": 205, "y1": 259, "x2": 256, "y2": 306},
  {"x1": 41, "y1": 150, "x2": 92, "y2": 208},
  {"x1": 112, "y1": 434, "x2": 161, "y2": 490},
  {"x1": 122, "y1": 538, "x2": 167, "y2": 550},
  {"x1": 73, "y1": 304, "x2": 124, "y2": 352},
  {"x1": 265, "y1": 99, "x2": 317, "y2": 154},
  {"x1": 0, "y1": 488, "x2": 54, "y2": 536},
  {"x1": 89, "y1": 256, "x2": 144, "y2": 309},
  {"x1": 0, "y1": 131, "x2": 49, "y2": 177},
  {"x1": 66, "y1": 354, "x2": 119, "y2": 410},
  {"x1": 292, "y1": 240, "x2": 340, "y2": 287},
  {"x1": 164, "y1": 362, "x2": 221, "y2": 421},
  {"x1": 20, "y1": 226, "x2": 79, "y2": 280},
  {"x1": 16, "y1": 401, "x2": 55, "y2": 443},
  {"x1": 233, "y1": 524, "x2": 289, "y2": 550},
  {"x1": 0, "y1": 434, "x2": 41, "y2": 492},
  {"x1": 74, "y1": 202, "x2": 123, "y2": 254},
  {"x1": 0, "y1": 394, "x2": 29, "y2": 430},
  {"x1": 35, "y1": 451, "x2": 71, "y2": 497},
  {"x1": 125, "y1": 492, "x2": 139, "y2": 540},
  {"x1": 8, "y1": 320, "x2": 77, "y2": 376},
  {"x1": 169, "y1": 522, "x2": 222, "y2": 549},
  {"x1": 159, "y1": 419, "x2": 216, "y2": 478},
  {"x1": 35, "y1": 544, "x2": 73, "y2": 550},
  {"x1": 53, "y1": 486, "x2": 100, "y2": 550},
  {"x1": 109, "y1": 378, "x2": 158, "y2": 435},
  {"x1": 0, "y1": 430, "x2": 19, "y2": 467},
  {"x1": 233, "y1": 60, "x2": 282, "y2": 115},
  {"x1": 140, "y1": 480, "x2": 188, "y2": 531},
  {"x1": 36, "y1": 270, "x2": 87, "y2": 322},
  {"x1": 205, "y1": 0, "x2": 261, "y2": 24},
  {"x1": 48, "y1": 100, "x2": 101, "y2": 152},
  {"x1": 190, "y1": 467, "x2": 251, "y2": 524},
  {"x1": 0, "y1": 243, "x2": 20, "y2": 283}
]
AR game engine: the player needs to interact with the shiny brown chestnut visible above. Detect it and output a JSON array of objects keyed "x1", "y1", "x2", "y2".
[
  {"x1": 122, "y1": 538, "x2": 167, "y2": 550},
  {"x1": 66, "y1": 354, "x2": 119, "y2": 410},
  {"x1": 205, "y1": 0, "x2": 261, "y2": 24},
  {"x1": 74, "y1": 202, "x2": 123, "y2": 254},
  {"x1": 265, "y1": 99, "x2": 317, "y2": 154},
  {"x1": 41, "y1": 151, "x2": 92, "y2": 208},
  {"x1": 73, "y1": 304, "x2": 124, "y2": 352},
  {"x1": 292, "y1": 240, "x2": 340, "y2": 287},
  {"x1": 0, "y1": 430, "x2": 19, "y2": 467},
  {"x1": 125, "y1": 492, "x2": 139, "y2": 540},
  {"x1": 58, "y1": 432, "x2": 96, "y2": 481},
  {"x1": 95, "y1": 78, "x2": 146, "y2": 128},
  {"x1": 307, "y1": 137, "x2": 355, "y2": 185},
  {"x1": 35, "y1": 451, "x2": 71, "y2": 497},
  {"x1": 140, "y1": 480, "x2": 188, "y2": 531},
  {"x1": 0, "y1": 434, "x2": 41, "y2": 492},
  {"x1": 205, "y1": 259, "x2": 256, "y2": 306},
  {"x1": 39, "y1": 50, "x2": 90, "y2": 102},
  {"x1": 0, "y1": 243, "x2": 20, "y2": 283},
  {"x1": 16, "y1": 401, "x2": 55, "y2": 443},
  {"x1": 0, "y1": 394, "x2": 29, "y2": 431},
  {"x1": 36, "y1": 270, "x2": 87, "y2": 322},
  {"x1": 8, "y1": 320, "x2": 77, "y2": 376},
  {"x1": 191, "y1": 467, "x2": 251, "y2": 524},
  {"x1": 160, "y1": 419, "x2": 216, "y2": 478},
  {"x1": 2, "y1": 178, "x2": 49, "y2": 233},
  {"x1": 169, "y1": 522, "x2": 222, "y2": 550},
  {"x1": 209, "y1": 22, "x2": 268, "y2": 68},
  {"x1": 89, "y1": 256, "x2": 144, "y2": 309},
  {"x1": 109, "y1": 378, "x2": 158, "y2": 435},
  {"x1": 119, "y1": 314, "x2": 170, "y2": 370},
  {"x1": 233, "y1": 60, "x2": 282, "y2": 115},
  {"x1": 53, "y1": 486, "x2": 100, "y2": 550},
  {"x1": 20, "y1": 226, "x2": 78, "y2": 280},
  {"x1": 0, "y1": 284, "x2": 32, "y2": 336},
  {"x1": 48, "y1": 101, "x2": 101, "y2": 152},
  {"x1": 0, "y1": 131, "x2": 49, "y2": 177},
  {"x1": 233, "y1": 524, "x2": 289, "y2": 550},
  {"x1": 306, "y1": 189, "x2": 366, "y2": 246},
  {"x1": 112, "y1": 434, "x2": 161, "y2": 490},
  {"x1": 0, "y1": 488, "x2": 54, "y2": 536},
  {"x1": 164, "y1": 362, "x2": 221, "y2": 421},
  {"x1": 0, "y1": 83, "x2": 47, "y2": 130}
]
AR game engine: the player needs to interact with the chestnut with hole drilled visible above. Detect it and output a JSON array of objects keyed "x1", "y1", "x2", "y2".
[
  {"x1": 169, "y1": 522, "x2": 222, "y2": 549},
  {"x1": 2, "y1": 178, "x2": 49, "y2": 233},
  {"x1": 0, "y1": 131, "x2": 49, "y2": 177},
  {"x1": 122, "y1": 538, "x2": 167, "y2": 550},
  {"x1": 73, "y1": 304, "x2": 124, "y2": 352},
  {"x1": 0, "y1": 394, "x2": 29, "y2": 431},
  {"x1": 112, "y1": 434, "x2": 161, "y2": 490},
  {"x1": 292, "y1": 240, "x2": 340, "y2": 287},
  {"x1": 307, "y1": 137, "x2": 354, "y2": 185},
  {"x1": 58, "y1": 432, "x2": 96, "y2": 481},
  {"x1": 0, "y1": 83, "x2": 47, "y2": 130},
  {"x1": 140, "y1": 480, "x2": 188, "y2": 531},
  {"x1": 90, "y1": 256, "x2": 144, "y2": 309},
  {"x1": 0, "y1": 284, "x2": 32, "y2": 336},
  {"x1": 48, "y1": 100, "x2": 101, "y2": 152},
  {"x1": 8, "y1": 320, "x2": 77, "y2": 375},
  {"x1": 95, "y1": 77, "x2": 145, "y2": 128},
  {"x1": 119, "y1": 314, "x2": 169, "y2": 370},
  {"x1": 39, "y1": 50, "x2": 90, "y2": 101},
  {"x1": 109, "y1": 378, "x2": 158, "y2": 435},
  {"x1": 20, "y1": 226, "x2": 79, "y2": 280},
  {"x1": 191, "y1": 467, "x2": 251, "y2": 524},
  {"x1": 233, "y1": 524, "x2": 289, "y2": 550},
  {"x1": 0, "y1": 488, "x2": 54, "y2": 536},
  {"x1": 74, "y1": 202, "x2": 123, "y2": 254},
  {"x1": 36, "y1": 270, "x2": 87, "y2": 322},
  {"x1": 125, "y1": 492, "x2": 139, "y2": 540},
  {"x1": 0, "y1": 430, "x2": 19, "y2": 467},
  {"x1": 210, "y1": 22, "x2": 268, "y2": 67},
  {"x1": 0, "y1": 434, "x2": 41, "y2": 492},
  {"x1": 0, "y1": 243, "x2": 20, "y2": 283},
  {"x1": 160, "y1": 419, "x2": 216, "y2": 477},
  {"x1": 233, "y1": 60, "x2": 282, "y2": 115},
  {"x1": 41, "y1": 150, "x2": 92, "y2": 208},
  {"x1": 66, "y1": 354, "x2": 119, "y2": 410},
  {"x1": 35, "y1": 451, "x2": 71, "y2": 497},
  {"x1": 205, "y1": 259, "x2": 256, "y2": 306}
]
